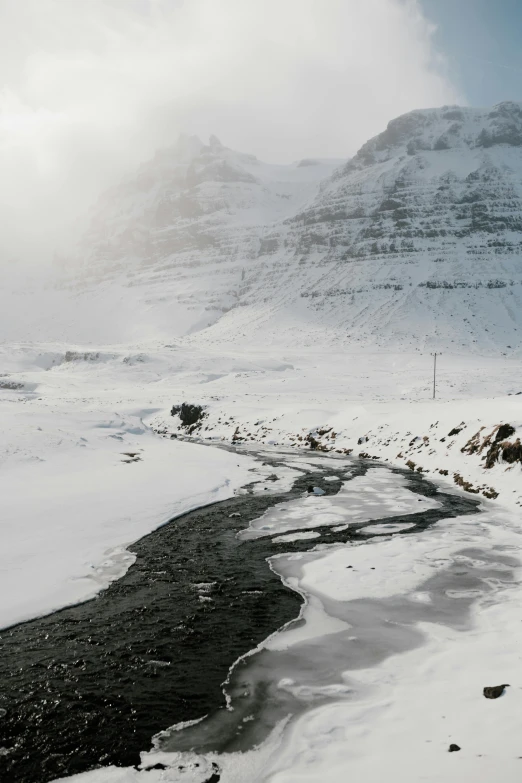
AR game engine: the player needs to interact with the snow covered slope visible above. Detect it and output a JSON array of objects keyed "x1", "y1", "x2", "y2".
[
  {"x1": 65, "y1": 102, "x2": 522, "y2": 353},
  {"x1": 70, "y1": 135, "x2": 341, "y2": 340},
  {"x1": 267, "y1": 101, "x2": 522, "y2": 352}
]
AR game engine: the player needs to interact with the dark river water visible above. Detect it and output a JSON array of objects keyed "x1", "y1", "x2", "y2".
[{"x1": 0, "y1": 452, "x2": 480, "y2": 782}]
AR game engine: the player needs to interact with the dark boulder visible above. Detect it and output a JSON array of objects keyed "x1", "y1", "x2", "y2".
[
  {"x1": 484, "y1": 424, "x2": 520, "y2": 469},
  {"x1": 495, "y1": 424, "x2": 515, "y2": 442},
  {"x1": 501, "y1": 439, "x2": 522, "y2": 464},
  {"x1": 483, "y1": 684, "x2": 509, "y2": 699},
  {"x1": 170, "y1": 403, "x2": 205, "y2": 427},
  {"x1": 448, "y1": 744, "x2": 461, "y2": 752}
]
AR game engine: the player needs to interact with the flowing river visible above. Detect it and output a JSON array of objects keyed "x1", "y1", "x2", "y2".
[{"x1": 0, "y1": 449, "x2": 483, "y2": 782}]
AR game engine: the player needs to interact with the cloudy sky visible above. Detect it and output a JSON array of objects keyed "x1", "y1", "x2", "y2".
[
  {"x1": 0, "y1": 0, "x2": 464, "y2": 264},
  {"x1": 423, "y1": 0, "x2": 522, "y2": 106}
]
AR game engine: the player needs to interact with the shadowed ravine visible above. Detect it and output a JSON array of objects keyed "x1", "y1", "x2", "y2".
[{"x1": 0, "y1": 452, "x2": 481, "y2": 783}]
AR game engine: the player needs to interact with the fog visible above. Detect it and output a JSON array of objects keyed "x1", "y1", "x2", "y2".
[{"x1": 0, "y1": 0, "x2": 461, "y2": 266}]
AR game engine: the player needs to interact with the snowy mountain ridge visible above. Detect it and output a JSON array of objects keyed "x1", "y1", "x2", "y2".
[{"x1": 72, "y1": 101, "x2": 522, "y2": 352}]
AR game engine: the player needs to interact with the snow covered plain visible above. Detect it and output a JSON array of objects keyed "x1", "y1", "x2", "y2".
[
  {"x1": 1, "y1": 336, "x2": 521, "y2": 781},
  {"x1": 0, "y1": 347, "x2": 263, "y2": 628}
]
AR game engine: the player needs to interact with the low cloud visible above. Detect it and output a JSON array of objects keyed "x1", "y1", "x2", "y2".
[{"x1": 0, "y1": 0, "x2": 462, "y2": 265}]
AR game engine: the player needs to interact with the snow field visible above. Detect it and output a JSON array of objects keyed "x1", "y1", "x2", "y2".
[
  {"x1": 259, "y1": 503, "x2": 522, "y2": 782},
  {"x1": 0, "y1": 399, "x2": 257, "y2": 628}
]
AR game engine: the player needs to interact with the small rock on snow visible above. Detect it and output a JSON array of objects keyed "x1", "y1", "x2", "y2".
[{"x1": 483, "y1": 684, "x2": 509, "y2": 699}]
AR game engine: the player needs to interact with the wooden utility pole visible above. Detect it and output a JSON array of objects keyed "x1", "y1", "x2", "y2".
[{"x1": 431, "y1": 352, "x2": 440, "y2": 399}]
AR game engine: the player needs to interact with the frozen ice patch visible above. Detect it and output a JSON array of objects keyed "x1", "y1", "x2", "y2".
[
  {"x1": 240, "y1": 468, "x2": 439, "y2": 541},
  {"x1": 361, "y1": 522, "x2": 417, "y2": 535},
  {"x1": 273, "y1": 531, "x2": 321, "y2": 543}
]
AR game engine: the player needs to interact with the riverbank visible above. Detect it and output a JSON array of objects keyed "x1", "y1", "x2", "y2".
[
  {"x1": 0, "y1": 452, "x2": 353, "y2": 782},
  {"x1": 0, "y1": 402, "x2": 259, "y2": 629},
  {"x1": 156, "y1": 393, "x2": 522, "y2": 511},
  {"x1": 53, "y1": 464, "x2": 522, "y2": 783}
]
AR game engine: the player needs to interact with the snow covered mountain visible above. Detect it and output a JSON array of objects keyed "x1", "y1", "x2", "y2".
[
  {"x1": 75, "y1": 135, "x2": 341, "y2": 339},
  {"x1": 75, "y1": 102, "x2": 522, "y2": 352}
]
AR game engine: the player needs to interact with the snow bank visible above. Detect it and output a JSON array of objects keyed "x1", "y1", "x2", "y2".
[
  {"x1": 154, "y1": 349, "x2": 522, "y2": 513},
  {"x1": 0, "y1": 401, "x2": 256, "y2": 629},
  {"x1": 263, "y1": 505, "x2": 522, "y2": 782}
]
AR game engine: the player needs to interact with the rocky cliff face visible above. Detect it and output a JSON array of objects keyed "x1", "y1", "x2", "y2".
[{"x1": 77, "y1": 103, "x2": 522, "y2": 352}]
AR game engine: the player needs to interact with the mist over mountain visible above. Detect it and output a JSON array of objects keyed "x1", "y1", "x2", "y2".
[{"x1": 57, "y1": 101, "x2": 522, "y2": 353}]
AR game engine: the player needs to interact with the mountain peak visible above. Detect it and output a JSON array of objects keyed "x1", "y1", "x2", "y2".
[
  {"x1": 343, "y1": 102, "x2": 522, "y2": 174},
  {"x1": 209, "y1": 134, "x2": 223, "y2": 149}
]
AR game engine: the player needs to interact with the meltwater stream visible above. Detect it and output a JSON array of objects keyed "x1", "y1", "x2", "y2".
[{"x1": 0, "y1": 452, "x2": 481, "y2": 783}]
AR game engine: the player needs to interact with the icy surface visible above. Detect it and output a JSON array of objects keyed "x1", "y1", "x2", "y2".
[
  {"x1": 239, "y1": 469, "x2": 439, "y2": 540},
  {"x1": 259, "y1": 506, "x2": 522, "y2": 782},
  {"x1": 361, "y1": 521, "x2": 417, "y2": 534},
  {"x1": 272, "y1": 531, "x2": 320, "y2": 543}
]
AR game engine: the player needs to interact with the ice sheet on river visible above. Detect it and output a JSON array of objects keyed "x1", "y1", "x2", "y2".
[
  {"x1": 52, "y1": 470, "x2": 522, "y2": 783},
  {"x1": 239, "y1": 468, "x2": 440, "y2": 540}
]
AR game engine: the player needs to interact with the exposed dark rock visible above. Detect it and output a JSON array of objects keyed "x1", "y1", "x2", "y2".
[
  {"x1": 460, "y1": 427, "x2": 485, "y2": 455},
  {"x1": 170, "y1": 403, "x2": 206, "y2": 427},
  {"x1": 453, "y1": 473, "x2": 479, "y2": 493},
  {"x1": 448, "y1": 427, "x2": 463, "y2": 437},
  {"x1": 500, "y1": 439, "x2": 522, "y2": 464},
  {"x1": 484, "y1": 424, "x2": 520, "y2": 469},
  {"x1": 442, "y1": 108, "x2": 465, "y2": 122},
  {"x1": 204, "y1": 763, "x2": 221, "y2": 783},
  {"x1": 448, "y1": 744, "x2": 461, "y2": 752},
  {"x1": 483, "y1": 684, "x2": 509, "y2": 699},
  {"x1": 495, "y1": 423, "x2": 516, "y2": 442},
  {"x1": 482, "y1": 488, "x2": 499, "y2": 499},
  {"x1": 64, "y1": 351, "x2": 101, "y2": 362}
]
